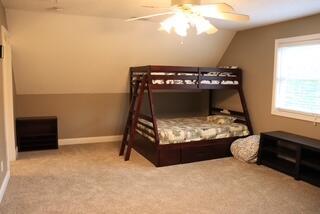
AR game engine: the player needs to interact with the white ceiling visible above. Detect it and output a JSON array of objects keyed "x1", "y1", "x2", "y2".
[{"x1": 2, "y1": 0, "x2": 320, "y2": 30}]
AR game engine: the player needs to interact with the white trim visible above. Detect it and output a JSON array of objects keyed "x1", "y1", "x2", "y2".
[
  {"x1": 275, "y1": 33, "x2": 320, "y2": 44},
  {"x1": 272, "y1": 33, "x2": 320, "y2": 123},
  {"x1": 59, "y1": 135, "x2": 123, "y2": 146},
  {"x1": 272, "y1": 108, "x2": 320, "y2": 123},
  {"x1": 1, "y1": 26, "x2": 16, "y2": 162},
  {"x1": 271, "y1": 37, "x2": 279, "y2": 120},
  {"x1": 0, "y1": 170, "x2": 10, "y2": 203}
]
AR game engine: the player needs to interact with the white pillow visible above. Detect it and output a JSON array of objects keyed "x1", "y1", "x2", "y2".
[{"x1": 230, "y1": 135, "x2": 260, "y2": 163}]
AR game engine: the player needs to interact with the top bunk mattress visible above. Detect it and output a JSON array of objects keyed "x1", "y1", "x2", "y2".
[{"x1": 137, "y1": 116, "x2": 249, "y2": 145}]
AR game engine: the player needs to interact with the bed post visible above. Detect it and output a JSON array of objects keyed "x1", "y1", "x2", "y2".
[
  {"x1": 129, "y1": 68, "x2": 133, "y2": 103},
  {"x1": 238, "y1": 87, "x2": 253, "y2": 134},
  {"x1": 147, "y1": 80, "x2": 160, "y2": 144},
  {"x1": 209, "y1": 90, "x2": 213, "y2": 115}
]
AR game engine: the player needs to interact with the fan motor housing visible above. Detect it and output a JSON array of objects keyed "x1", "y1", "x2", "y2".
[{"x1": 172, "y1": 0, "x2": 201, "y2": 6}]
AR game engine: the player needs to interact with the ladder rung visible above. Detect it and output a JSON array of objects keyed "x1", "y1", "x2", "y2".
[{"x1": 121, "y1": 75, "x2": 148, "y2": 160}]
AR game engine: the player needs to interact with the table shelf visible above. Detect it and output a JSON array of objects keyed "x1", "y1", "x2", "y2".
[
  {"x1": 16, "y1": 116, "x2": 58, "y2": 152},
  {"x1": 257, "y1": 131, "x2": 320, "y2": 187}
]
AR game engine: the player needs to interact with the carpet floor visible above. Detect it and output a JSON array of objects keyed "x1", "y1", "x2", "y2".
[{"x1": 0, "y1": 142, "x2": 319, "y2": 214}]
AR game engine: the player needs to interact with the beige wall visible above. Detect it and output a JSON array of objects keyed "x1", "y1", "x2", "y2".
[
  {"x1": 0, "y1": 1, "x2": 8, "y2": 194},
  {"x1": 16, "y1": 92, "x2": 208, "y2": 139},
  {"x1": 9, "y1": 9, "x2": 234, "y2": 139},
  {"x1": 218, "y1": 13, "x2": 320, "y2": 140},
  {"x1": 11, "y1": 9, "x2": 320, "y2": 142},
  {"x1": 7, "y1": 9, "x2": 235, "y2": 94}
]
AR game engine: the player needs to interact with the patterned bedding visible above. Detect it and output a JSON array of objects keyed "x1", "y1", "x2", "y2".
[
  {"x1": 150, "y1": 72, "x2": 239, "y2": 86},
  {"x1": 151, "y1": 79, "x2": 239, "y2": 85},
  {"x1": 137, "y1": 116, "x2": 249, "y2": 145}
]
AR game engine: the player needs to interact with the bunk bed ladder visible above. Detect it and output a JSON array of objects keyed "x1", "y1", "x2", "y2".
[{"x1": 119, "y1": 75, "x2": 147, "y2": 161}]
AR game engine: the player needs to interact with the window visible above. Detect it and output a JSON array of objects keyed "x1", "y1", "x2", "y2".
[{"x1": 272, "y1": 34, "x2": 320, "y2": 122}]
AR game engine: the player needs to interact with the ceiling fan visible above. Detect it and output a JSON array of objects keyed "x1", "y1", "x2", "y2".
[{"x1": 126, "y1": 0, "x2": 249, "y2": 37}]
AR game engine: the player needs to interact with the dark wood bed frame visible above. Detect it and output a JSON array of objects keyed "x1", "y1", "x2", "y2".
[{"x1": 119, "y1": 65, "x2": 253, "y2": 167}]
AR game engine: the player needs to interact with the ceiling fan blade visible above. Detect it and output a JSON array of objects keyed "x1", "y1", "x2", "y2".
[
  {"x1": 203, "y1": 12, "x2": 250, "y2": 22},
  {"x1": 193, "y1": 3, "x2": 235, "y2": 14},
  {"x1": 126, "y1": 12, "x2": 174, "y2": 22}
]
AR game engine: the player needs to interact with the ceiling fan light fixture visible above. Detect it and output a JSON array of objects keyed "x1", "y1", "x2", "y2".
[
  {"x1": 129, "y1": 1, "x2": 249, "y2": 37},
  {"x1": 159, "y1": 13, "x2": 190, "y2": 37},
  {"x1": 195, "y1": 19, "x2": 215, "y2": 35},
  {"x1": 174, "y1": 24, "x2": 189, "y2": 37},
  {"x1": 187, "y1": 15, "x2": 214, "y2": 35},
  {"x1": 205, "y1": 25, "x2": 218, "y2": 35},
  {"x1": 159, "y1": 11, "x2": 218, "y2": 37}
]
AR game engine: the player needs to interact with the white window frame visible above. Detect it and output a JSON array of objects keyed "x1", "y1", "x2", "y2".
[{"x1": 272, "y1": 33, "x2": 320, "y2": 123}]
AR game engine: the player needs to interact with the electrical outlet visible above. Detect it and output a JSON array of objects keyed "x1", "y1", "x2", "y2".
[{"x1": 0, "y1": 161, "x2": 3, "y2": 172}]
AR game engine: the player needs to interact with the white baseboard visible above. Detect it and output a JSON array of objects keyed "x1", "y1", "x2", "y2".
[
  {"x1": 0, "y1": 170, "x2": 10, "y2": 203},
  {"x1": 59, "y1": 135, "x2": 123, "y2": 146}
]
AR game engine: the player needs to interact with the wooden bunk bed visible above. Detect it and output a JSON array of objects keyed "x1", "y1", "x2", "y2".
[{"x1": 119, "y1": 65, "x2": 253, "y2": 167}]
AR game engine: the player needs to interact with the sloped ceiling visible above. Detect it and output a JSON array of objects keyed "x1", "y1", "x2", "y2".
[{"x1": 3, "y1": 0, "x2": 320, "y2": 30}]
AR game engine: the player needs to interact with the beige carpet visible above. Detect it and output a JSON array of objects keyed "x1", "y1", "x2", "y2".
[{"x1": 1, "y1": 142, "x2": 319, "y2": 214}]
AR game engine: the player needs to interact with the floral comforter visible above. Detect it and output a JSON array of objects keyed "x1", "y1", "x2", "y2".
[{"x1": 137, "y1": 117, "x2": 249, "y2": 145}]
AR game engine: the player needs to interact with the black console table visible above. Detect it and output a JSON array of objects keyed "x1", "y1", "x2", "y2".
[
  {"x1": 257, "y1": 131, "x2": 320, "y2": 187},
  {"x1": 16, "y1": 116, "x2": 58, "y2": 152}
]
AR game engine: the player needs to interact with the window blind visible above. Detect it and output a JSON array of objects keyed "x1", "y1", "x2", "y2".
[{"x1": 275, "y1": 40, "x2": 320, "y2": 117}]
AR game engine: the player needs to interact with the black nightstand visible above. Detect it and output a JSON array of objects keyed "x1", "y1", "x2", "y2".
[
  {"x1": 16, "y1": 116, "x2": 58, "y2": 152},
  {"x1": 257, "y1": 131, "x2": 320, "y2": 187}
]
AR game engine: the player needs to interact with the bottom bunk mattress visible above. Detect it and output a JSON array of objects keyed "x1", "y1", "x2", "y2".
[{"x1": 137, "y1": 116, "x2": 249, "y2": 145}]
